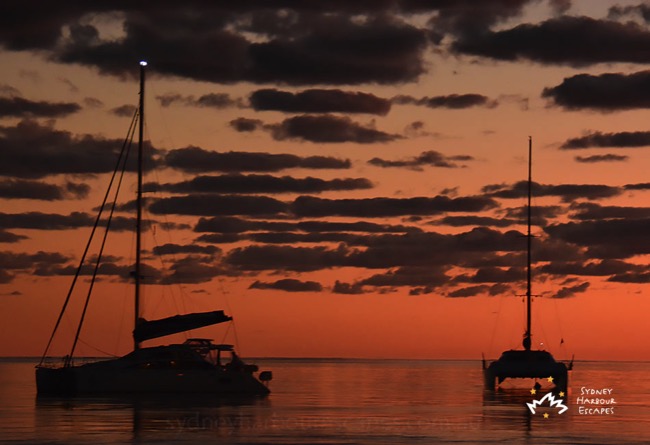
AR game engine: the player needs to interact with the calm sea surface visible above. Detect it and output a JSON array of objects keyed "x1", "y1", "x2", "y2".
[{"x1": 0, "y1": 359, "x2": 648, "y2": 444}]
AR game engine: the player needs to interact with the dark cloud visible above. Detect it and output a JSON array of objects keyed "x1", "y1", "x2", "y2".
[
  {"x1": 188, "y1": 222, "x2": 596, "y2": 291},
  {"x1": 608, "y1": 4, "x2": 650, "y2": 22},
  {"x1": 500, "y1": 204, "x2": 564, "y2": 227},
  {"x1": 250, "y1": 89, "x2": 391, "y2": 115},
  {"x1": 359, "y1": 266, "x2": 449, "y2": 289},
  {"x1": 392, "y1": 94, "x2": 497, "y2": 109},
  {"x1": 0, "y1": 229, "x2": 27, "y2": 243},
  {"x1": 194, "y1": 216, "x2": 419, "y2": 235},
  {"x1": 459, "y1": 266, "x2": 524, "y2": 284},
  {"x1": 561, "y1": 131, "x2": 650, "y2": 149},
  {"x1": 368, "y1": 150, "x2": 473, "y2": 169},
  {"x1": 0, "y1": 211, "x2": 93, "y2": 230},
  {"x1": 447, "y1": 284, "x2": 506, "y2": 298},
  {"x1": 110, "y1": 104, "x2": 137, "y2": 117},
  {"x1": 332, "y1": 280, "x2": 366, "y2": 295},
  {"x1": 156, "y1": 93, "x2": 239, "y2": 109},
  {"x1": 575, "y1": 154, "x2": 628, "y2": 163},
  {"x1": 250, "y1": 278, "x2": 323, "y2": 292},
  {"x1": 0, "y1": 179, "x2": 89, "y2": 200},
  {"x1": 149, "y1": 195, "x2": 289, "y2": 217},
  {"x1": 0, "y1": 211, "x2": 153, "y2": 233},
  {"x1": 484, "y1": 181, "x2": 622, "y2": 202},
  {"x1": 195, "y1": 216, "x2": 293, "y2": 234},
  {"x1": 437, "y1": 215, "x2": 518, "y2": 228},
  {"x1": 227, "y1": 245, "x2": 350, "y2": 272},
  {"x1": 540, "y1": 259, "x2": 642, "y2": 277},
  {"x1": 569, "y1": 202, "x2": 650, "y2": 221},
  {"x1": 0, "y1": 84, "x2": 21, "y2": 97},
  {"x1": 0, "y1": 120, "x2": 157, "y2": 178},
  {"x1": 0, "y1": 96, "x2": 80, "y2": 118},
  {"x1": 608, "y1": 271, "x2": 650, "y2": 283},
  {"x1": 453, "y1": 16, "x2": 650, "y2": 67},
  {"x1": 406, "y1": 0, "x2": 532, "y2": 40},
  {"x1": 152, "y1": 174, "x2": 373, "y2": 195},
  {"x1": 151, "y1": 243, "x2": 221, "y2": 256},
  {"x1": 83, "y1": 97, "x2": 103, "y2": 108},
  {"x1": 194, "y1": 233, "x2": 244, "y2": 244},
  {"x1": 229, "y1": 118, "x2": 264, "y2": 132},
  {"x1": 625, "y1": 183, "x2": 650, "y2": 191},
  {"x1": 245, "y1": 15, "x2": 427, "y2": 85},
  {"x1": 29, "y1": 6, "x2": 427, "y2": 85},
  {"x1": 292, "y1": 195, "x2": 498, "y2": 218},
  {"x1": 164, "y1": 146, "x2": 351, "y2": 173},
  {"x1": 543, "y1": 71, "x2": 650, "y2": 111},
  {"x1": 0, "y1": 250, "x2": 70, "y2": 283},
  {"x1": 158, "y1": 256, "x2": 227, "y2": 284},
  {"x1": 545, "y1": 218, "x2": 650, "y2": 259},
  {"x1": 552, "y1": 281, "x2": 590, "y2": 299},
  {"x1": 247, "y1": 231, "x2": 361, "y2": 245},
  {"x1": 0, "y1": 269, "x2": 13, "y2": 284},
  {"x1": 269, "y1": 115, "x2": 401, "y2": 144}
]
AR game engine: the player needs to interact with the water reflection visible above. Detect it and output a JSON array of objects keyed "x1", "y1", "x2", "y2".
[
  {"x1": 35, "y1": 394, "x2": 272, "y2": 444},
  {"x1": 10, "y1": 360, "x2": 650, "y2": 444}
]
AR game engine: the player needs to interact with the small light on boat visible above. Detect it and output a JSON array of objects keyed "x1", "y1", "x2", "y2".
[{"x1": 140, "y1": 60, "x2": 148, "y2": 66}]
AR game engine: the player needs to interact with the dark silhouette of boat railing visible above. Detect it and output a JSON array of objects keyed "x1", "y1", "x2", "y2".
[{"x1": 482, "y1": 137, "x2": 573, "y2": 392}]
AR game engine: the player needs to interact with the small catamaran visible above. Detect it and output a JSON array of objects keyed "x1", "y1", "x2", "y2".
[
  {"x1": 36, "y1": 62, "x2": 271, "y2": 396},
  {"x1": 483, "y1": 137, "x2": 572, "y2": 392}
]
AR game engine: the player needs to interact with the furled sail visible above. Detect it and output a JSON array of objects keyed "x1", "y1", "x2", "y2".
[{"x1": 133, "y1": 310, "x2": 232, "y2": 343}]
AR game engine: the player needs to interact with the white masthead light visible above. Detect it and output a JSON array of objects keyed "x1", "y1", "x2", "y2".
[{"x1": 140, "y1": 61, "x2": 148, "y2": 66}]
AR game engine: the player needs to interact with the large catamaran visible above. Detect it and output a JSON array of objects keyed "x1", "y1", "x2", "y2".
[
  {"x1": 483, "y1": 138, "x2": 572, "y2": 392},
  {"x1": 36, "y1": 62, "x2": 271, "y2": 396}
]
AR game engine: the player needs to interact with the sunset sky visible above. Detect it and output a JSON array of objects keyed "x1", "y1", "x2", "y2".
[{"x1": 1, "y1": 0, "x2": 650, "y2": 361}]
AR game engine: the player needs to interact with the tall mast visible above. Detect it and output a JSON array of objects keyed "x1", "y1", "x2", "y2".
[
  {"x1": 135, "y1": 61, "x2": 147, "y2": 351},
  {"x1": 523, "y1": 136, "x2": 532, "y2": 351}
]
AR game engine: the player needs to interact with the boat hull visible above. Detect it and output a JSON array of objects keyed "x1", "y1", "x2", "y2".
[
  {"x1": 483, "y1": 350, "x2": 569, "y2": 391},
  {"x1": 36, "y1": 345, "x2": 270, "y2": 397}
]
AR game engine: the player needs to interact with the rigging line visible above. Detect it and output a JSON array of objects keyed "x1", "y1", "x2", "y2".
[
  {"x1": 486, "y1": 291, "x2": 505, "y2": 357},
  {"x1": 552, "y1": 297, "x2": 568, "y2": 356},
  {"x1": 148, "y1": 226, "x2": 188, "y2": 330},
  {"x1": 38, "y1": 110, "x2": 139, "y2": 366},
  {"x1": 219, "y1": 279, "x2": 242, "y2": 354},
  {"x1": 76, "y1": 337, "x2": 119, "y2": 358},
  {"x1": 220, "y1": 321, "x2": 233, "y2": 345},
  {"x1": 535, "y1": 297, "x2": 551, "y2": 351},
  {"x1": 141, "y1": 119, "x2": 188, "y2": 321},
  {"x1": 69, "y1": 119, "x2": 135, "y2": 361}
]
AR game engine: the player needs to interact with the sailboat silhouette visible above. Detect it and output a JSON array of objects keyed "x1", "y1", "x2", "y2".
[
  {"x1": 36, "y1": 62, "x2": 271, "y2": 396},
  {"x1": 482, "y1": 137, "x2": 572, "y2": 391}
]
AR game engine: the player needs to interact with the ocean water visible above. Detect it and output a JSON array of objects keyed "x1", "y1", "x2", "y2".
[{"x1": 0, "y1": 358, "x2": 648, "y2": 444}]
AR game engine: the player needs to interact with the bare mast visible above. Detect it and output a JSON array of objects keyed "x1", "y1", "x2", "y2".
[
  {"x1": 135, "y1": 61, "x2": 147, "y2": 351},
  {"x1": 523, "y1": 136, "x2": 532, "y2": 351}
]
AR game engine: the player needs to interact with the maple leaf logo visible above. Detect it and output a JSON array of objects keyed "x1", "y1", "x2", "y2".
[{"x1": 527, "y1": 392, "x2": 569, "y2": 415}]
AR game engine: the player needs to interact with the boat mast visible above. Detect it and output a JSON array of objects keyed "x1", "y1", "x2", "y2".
[
  {"x1": 135, "y1": 61, "x2": 147, "y2": 351},
  {"x1": 523, "y1": 136, "x2": 532, "y2": 351}
]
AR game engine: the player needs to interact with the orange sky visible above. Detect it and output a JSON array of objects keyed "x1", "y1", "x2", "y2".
[{"x1": 1, "y1": 1, "x2": 650, "y2": 361}]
